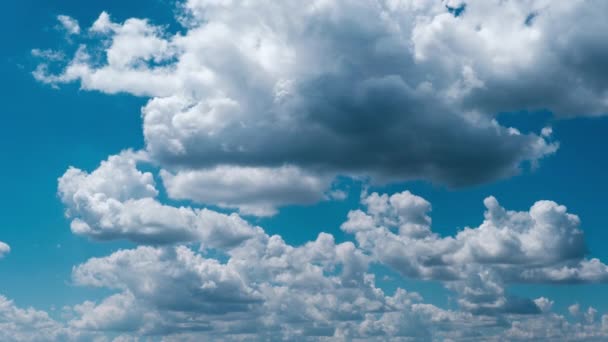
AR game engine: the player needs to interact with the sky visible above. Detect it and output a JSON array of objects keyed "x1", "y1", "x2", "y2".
[{"x1": 1, "y1": 0, "x2": 608, "y2": 341}]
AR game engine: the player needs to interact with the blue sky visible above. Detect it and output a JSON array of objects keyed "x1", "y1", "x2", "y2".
[{"x1": 2, "y1": 0, "x2": 608, "y2": 340}]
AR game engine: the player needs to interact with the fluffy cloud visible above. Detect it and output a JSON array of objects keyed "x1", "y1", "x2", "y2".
[
  {"x1": 25, "y1": 0, "x2": 608, "y2": 340},
  {"x1": 160, "y1": 165, "x2": 333, "y2": 216},
  {"x1": 58, "y1": 151, "x2": 260, "y2": 245},
  {"x1": 505, "y1": 308, "x2": 608, "y2": 341},
  {"x1": 0, "y1": 296, "x2": 68, "y2": 342},
  {"x1": 342, "y1": 190, "x2": 608, "y2": 314},
  {"x1": 5, "y1": 187, "x2": 608, "y2": 340},
  {"x1": 63, "y1": 199, "x2": 608, "y2": 340},
  {"x1": 33, "y1": 0, "x2": 571, "y2": 208},
  {"x1": 52, "y1": 188, "x2": 608, "y2": 339},
  {"x1": 69, "y1": 235, "x2": 452, "y2": 339}
]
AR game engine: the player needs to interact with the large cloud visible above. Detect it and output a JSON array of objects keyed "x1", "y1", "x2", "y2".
[
  {"x1": 64, "y1": 197, "x2": 608, "y2": 340},
  {"x1": 6, "y1": 183, "x2": 608, "y2": 340},
  {"x1": 33, "y1": 0, "x2": 595, "y2": 216},
  {"x1": 24, "y1": 0, "x2": 608, "y2": 340},
  {"x1": 70, "y1": 235, "x2": 451, "y2": 339},
  {"x1": 53, "y1": 180, "x2": 608, "y2": 339}
]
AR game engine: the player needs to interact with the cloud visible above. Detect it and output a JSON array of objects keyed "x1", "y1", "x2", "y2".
[
  {"x1": 341, "y1": 190, "x2": 608, "y2": 314},
  {"x1": 57, "y1": 15, "x2": 80, "y2": 35},
  {"x1": 69, "y1": 235, "x2": 449, "y2": 339},
  {"x1": 65, "y1": 210, "x2": 608, "y2": 340},
  {"x1": 33, "y1": 0, "x2": 569, "y2": 203},
  {"x1": 51, "y1": 149, "x2": 608, "y2": 336},
  {"x1": 0, "y1": 241, "x2": 9, "y2": 258},
  {"x1": 58, "y1": 151, "x2": 261, "y2": 245},
  {"x1": 160, "y1": 165, "x2": 333, "y2": 216},
  {"x1": 6, "y1": 186, "x2": 608, "y2": 340},
  {"x1": 54, "y1": 188, "x2": 608, "y2": 339},
  {"x1": 506, "y1": 308, "x2": 608, "y2": 341},
  {"x1": 0, "y1": 296, "x2": 68, "y2": 341},
  {"x1": 25, "y1": 1, "x2": 608, "y2": 340}
]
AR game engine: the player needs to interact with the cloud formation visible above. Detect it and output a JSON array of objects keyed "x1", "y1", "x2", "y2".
[
  {"x1": 35, "y1": 0, "x2": 601, "y2": 215},
  {"x1": 21, "y1": 0, "x2": 608, "y2": 340},
  {"x1": 56, "y1": 190, "x2": 608, "y2": 340},
  {"x1": 343, "y1": 190, "x2": 608, "y2": 314},
  {"x1": 4, "y1": 184, "x2": 608, "y2": 340},
  {"x1": 58, "y1": 151, "x2": 260, "y2": 246},
  {"x1": 51, "y1": 161, "x2": 608, "y2": 340}
]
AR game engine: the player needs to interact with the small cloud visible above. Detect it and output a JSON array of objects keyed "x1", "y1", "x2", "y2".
[
  {"x1": 57, "y1": 15, "x2": 80, "y2": 35},
  {"x1": 326, "y1": 189, "x2": 348, "y2": 201},
  {"x1": 569, "y1": 303, "x2": 581, "y2": 316},
  {"x1": 31, "y1": 49, "x2": 65, "y2": 61},
  {"x1": 534, "y1": 297, "x2": 554, "y2": 313}
]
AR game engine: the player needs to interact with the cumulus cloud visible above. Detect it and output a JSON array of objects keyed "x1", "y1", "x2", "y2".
[
  {"x1": 341, "y1": 190, "x2": 608, "y2": 314},
  {"x1": 58, "y1": 151, "x2": 260, "y2": 245},
  {"x1": 69, "y1": 234, "x2": 450, "y2": 339},
  {"x1": 6, "y1": 186, "x2": 608, "y2": 340},
  {"x1": 25, "y1": 1, "x2": 608, "y2": 340},
  {"x1": 0, "y1": 296, "x2": 68, "y2": 341},
  {"x1": 48, "y1": 188, "x2": 608, "y2": 339},
  {"x1": 33, "y1": 0, "x2": 571, "y2": 206},
  {"x1": 62, "y1": 195, "x2": 608, "y2": 340}
]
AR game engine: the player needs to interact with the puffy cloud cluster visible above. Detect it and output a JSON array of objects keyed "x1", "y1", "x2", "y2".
[
  {"x1": 35, "y1": 0, "x2": 603, "y2": 215},
  {"x1": 49, "y1": 149, "x2": 608, "y2": 339},
  {"x1": 68, "y1": 237, "x2": 453, "y2": 339},
  {"x1": 48, "y1": 190, "x2": 608, "y2": 340},
  {"x1": 6, "y1": 154, "x2": 608, "y2": 340},
  {"x1": 64, "y1": 227, "x2": 608, "y2": 341},
  {"x1": 342, "y1": 190, "x2": 608, "y2": 314},
  {"x1": 20, "y1": 0, "x2": 608, "y2": 340}
]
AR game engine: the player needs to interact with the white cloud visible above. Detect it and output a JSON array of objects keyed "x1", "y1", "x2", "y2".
[
  {"x1": 4, "y1": 187, "x2": 608, "y2": 340},
  {"x1": 161, "y1": 165, "x2": 332, "y2": 216},
  {"x1": 0, "y1": 295, "x2": 78, "y2": 342},
  {"x1": 341, "y1": 190, "x2": 608, "y2": 314},
  {"x1": 25, "y1": 1, "x2": 608, "y2": 340},
  {"x1": 57, "y1": 15, "x2": 80, "y2": 35},
  {"x1": 64, "y1": 222, "x2": 608, "y2": 340},
  {"x1": 0, "y1": 241, "x2": 9, "y2": 258},
  {"x1": 69, "y1": 236, "x2": 447, "y2": 339},
  {"x1": 58, "y1": 151, "x2": 260, "y2": 245},
  {"x1": 534, "y1": 297, "x2": 554, "y2": 313}
]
